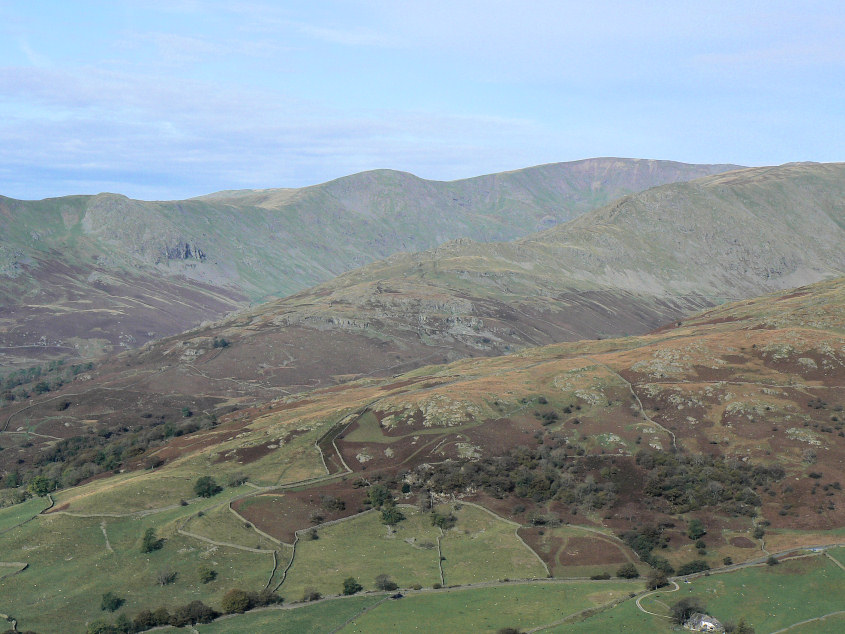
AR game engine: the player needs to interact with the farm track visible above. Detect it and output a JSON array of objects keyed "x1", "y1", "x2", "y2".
[
  {"x1": 769, "y1": 610, "x2": 845, "y2": 633},
  {"x1": 583, "y1": 355, "x2": 677, "y2": 450}
]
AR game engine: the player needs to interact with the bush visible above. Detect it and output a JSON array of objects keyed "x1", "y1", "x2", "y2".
[
  {"x1": 381, "y1": 504, "x2": 405, "y2": 526},
  {"x1": 677, "y1": 560, "x2": 710, "y2": 576},
  {"x1": 156, "y1": 568, "x2": 177, "y2": 586},
  {"x1": 194, "y1": 476, "x2": 222, "y2": 498},
  {"x1": 198, "y1": 565, "x2": 217, "y2": 583},
  {"x1": 100, "y1": 591, "x2": 125, "y2": 612},
  {"x1": 227, "y1": 473, "x2": 248, "y2": 487},
  {"x1": 170, "y1": 601, "x2": 217, "y2": 626},
  {"x1": 302, "y1": 588, "x2": 322, "y2": 602},
  {"x1": 616, "y1": 563, "x2": 639, "y2": 578},
  {"x1": 590, "y1": 572, "x2": 611, "y2": 580},
  {"x1": 375, "y1": 573, "x2": 399, "y2": 591},
  {"x1": 430, "y1": 512, "x2": 457, "y2": 530},
  {"x1": 221, "y1": 588, "x2": 251, "y2": 613},
  {"x1": 687, "y1": 518, "x2": 706, "y2": 540},
  {"x1": 342, "y1": 577, "x2": 363, "y2": 595},
  {"x1": 723, "y1": 556, "x2": 733, "y2": 566},
  {"x1": 140, "y1": 528, "x2": 163, "y2": 553},
  {"x1": 766, "y1": 556, "x2": 779, "y2": 566}
]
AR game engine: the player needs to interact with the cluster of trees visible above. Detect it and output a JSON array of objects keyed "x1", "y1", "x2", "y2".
[
  {"x1": 364, "y1": 483, "x2": 405, "y2": 526},
  {"x1": 413, "y1": 438, "x2": 619, "y2": 511},
  {"x1": 87, "y1": 588, "x2": 282, "y2": 633},
  {"x1": 87, "y1": 600, "x2": 218, "y2": 633},
  {"x1": 1, "y1": 414, "x2": 219, "y2": 501},
  {"x1": 636, "y1": 450, "x2": 784, "y2": 514},
  {"x1": 409, "y1": 437, "x2": 782, "y2": 519},
  {"x1": 0, "y1": 360, "x2": 94, "y2": 403}
]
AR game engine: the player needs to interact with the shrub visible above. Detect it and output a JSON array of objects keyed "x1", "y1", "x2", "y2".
[
  {"x1": 677, "y1": 560, "x2": 710, "y2": 576},
  {"x1": 367, "y1": 484, "x2": 392, "y2": 507},
  {"x1": 221, "y1": 588, "x2": 251, "y2": 613},
  {"x1": 100, "y1": 591, "x2": 125, "y2": 612},
  {"x1": 590, "y1": 572, "x2": 611, "y2": 580},
  {"x1": 381, "y1": 504, "x2": 405, "y2": 526},
  {"x1": 156, "y1": 568, "x2": 177, "y2": 586},
  {"x1": 194, "y1": 476, "x2": 222, "y2": 498},
  {"x1": 687, "y1": 518, "x2": 706, "y2": 540},
  {"x1": 198, "y1": 565, "x2": 217, "y2": 583},
  {"x1": 140, "y1": 528, "x2": 163, "y2": 553},
  {"x1": 302, "y1": 588, "x2": 322, "y2": 602},
  {"x1": 375, "y1": 573, "x2": 399, "y2": 591},
  {"x1": 170, "y1": 601, "x2": 217, "y2": 626},
  {"x1": 723, "y1": 556, "x2": 733, "y2": 566},
  {"x1": 249, "y1": 589, "x2": 283, "y2": 607},
  {"x1": 766, "y1": 556, "x2": 779, "y2": 566},
  {"x1": 433, "y1": 583, "x2": 442, "y2": 589},
  {"x1": 430, "y1": 512, "x2": 457, "y2": 530},
  {"x1": 753, "y1": 526, "x2": 765, "y2": 539},
  {"x1": 227, "y1": 473, "x2": 248, "y2": 487},
  {"x1": 342, "y1": 577, "x2": 363, "y2": 595},
  {"x1": 616, "y1": 563, "x2": 639, "y2": 578}
]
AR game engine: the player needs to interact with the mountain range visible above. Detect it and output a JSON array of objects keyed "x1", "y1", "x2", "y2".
[{"x1": 0, "y1": 158, "x2": 737, "y2": 367}]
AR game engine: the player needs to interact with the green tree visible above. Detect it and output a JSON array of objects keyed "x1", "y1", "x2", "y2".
[
  {"x1": 141, "y1": 527, "x2": 163, "y2": 553},
  {"x1": 677, "y1": 560, "x2": 710, "y2": 575},
  {"x1": 27, "y1": 475, "x2": 54, "y2": 497},
  {"x1": 381, "y1": 504, "x2": 405, "y2": 526},
  {"x1": 671, "y1": 597, "x2": 706, "y2": 625},
  {"x1": 368, "y1": 484, "x2": 391, "y2": 507},
  {"x1": 194, "y1": 476, "x2": 222, "y2": 498},
  {"x1": 100, "y1": 591, "x2": 124, "y2": 612},
  {"x1": 198, "y1": 565, "x2": 217, "y2": 583},
  {"x1": 646, "y1": 569, "x2": 668, "y2": 590},
  {"x1": 342, "y1": 577, "x2": 363, "y2": 595},
  {"x1": 687, "y1": 518, "x2": 706, "y2": 540},
  {"x1": 221, "y1": 588, "x2": 251, "y2": 614}
]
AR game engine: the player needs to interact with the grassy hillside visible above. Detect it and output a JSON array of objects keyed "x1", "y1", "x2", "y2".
[
  {"x1": 1, "y1": 158, "x2": 733, "y2": 367},
  {"x1": 1, "y1": 276, "x2": 843, "y2": 632}
]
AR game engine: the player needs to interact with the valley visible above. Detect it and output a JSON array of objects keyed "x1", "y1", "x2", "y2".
[
  {"x1": 0, "y1": 158, "x2": 735, "y2": 369},
  {"x1": 0, "y1": 161, "x2": 843, "y2": 633}
]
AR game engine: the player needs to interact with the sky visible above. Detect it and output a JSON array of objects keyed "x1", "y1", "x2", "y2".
[{"x1": 1, "y1": 0, "x2": 843, "y2": 200}]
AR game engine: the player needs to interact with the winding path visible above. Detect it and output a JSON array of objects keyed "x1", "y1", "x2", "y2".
[{"x1": 635, "y1": 580, "x2": 678, "y2": 618}]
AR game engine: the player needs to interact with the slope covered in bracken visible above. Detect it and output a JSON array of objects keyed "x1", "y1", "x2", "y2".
[{"x1": 1, "y1": 276, "x2": 842, "y2": 632}]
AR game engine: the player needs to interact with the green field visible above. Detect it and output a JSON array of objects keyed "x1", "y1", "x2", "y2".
[
  {"x1": 341, "y1": 581, "x2": 635, "y2": 633},
  {"x1": 0, "y1": 491, "x2": 277, "y2": 633},
  {"x1": 280, "y1": 509, "x2": 442, "y2": 600},
  {"x1": 0, "y1": 495, "x2": 50, "y2": 533},
  {"x1": 439, "y1": 503, "x2": 547, "y2": 584},
  {"x1": 197, "y1": 596, "x2": 382, "y2": 633},
  {"x1": 561, "y1": 553, "x2": 845, "y2": 633}
]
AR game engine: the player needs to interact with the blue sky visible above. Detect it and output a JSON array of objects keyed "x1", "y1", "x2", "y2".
[{"x1": 1, "y1": 0, "x2": 843, "y2": 200}]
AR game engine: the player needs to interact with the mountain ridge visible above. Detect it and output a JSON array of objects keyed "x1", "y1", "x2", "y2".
[{"x1": 0, "y1": 158, "x2": 739, "y2": 367}]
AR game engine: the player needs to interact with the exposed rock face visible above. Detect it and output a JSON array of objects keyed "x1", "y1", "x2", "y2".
[{"x1": 159, "y1": 242, "x2": 206, "y2": 262}]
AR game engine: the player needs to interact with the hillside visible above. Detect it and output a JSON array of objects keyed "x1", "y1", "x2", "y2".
[
  {"x1": 2, "y1": 162, "x2": 843, "y2": 481},
  {"x1": 0, "y1": 158, "x2": 735, "y2": 368},
  {"x1": 1, "y1": 275, "x2": 843, "y2": 632}
]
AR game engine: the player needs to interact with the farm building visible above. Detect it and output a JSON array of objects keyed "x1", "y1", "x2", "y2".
[{"x1": 684, "y1": 612, "x2": 725, "y2": 633}]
